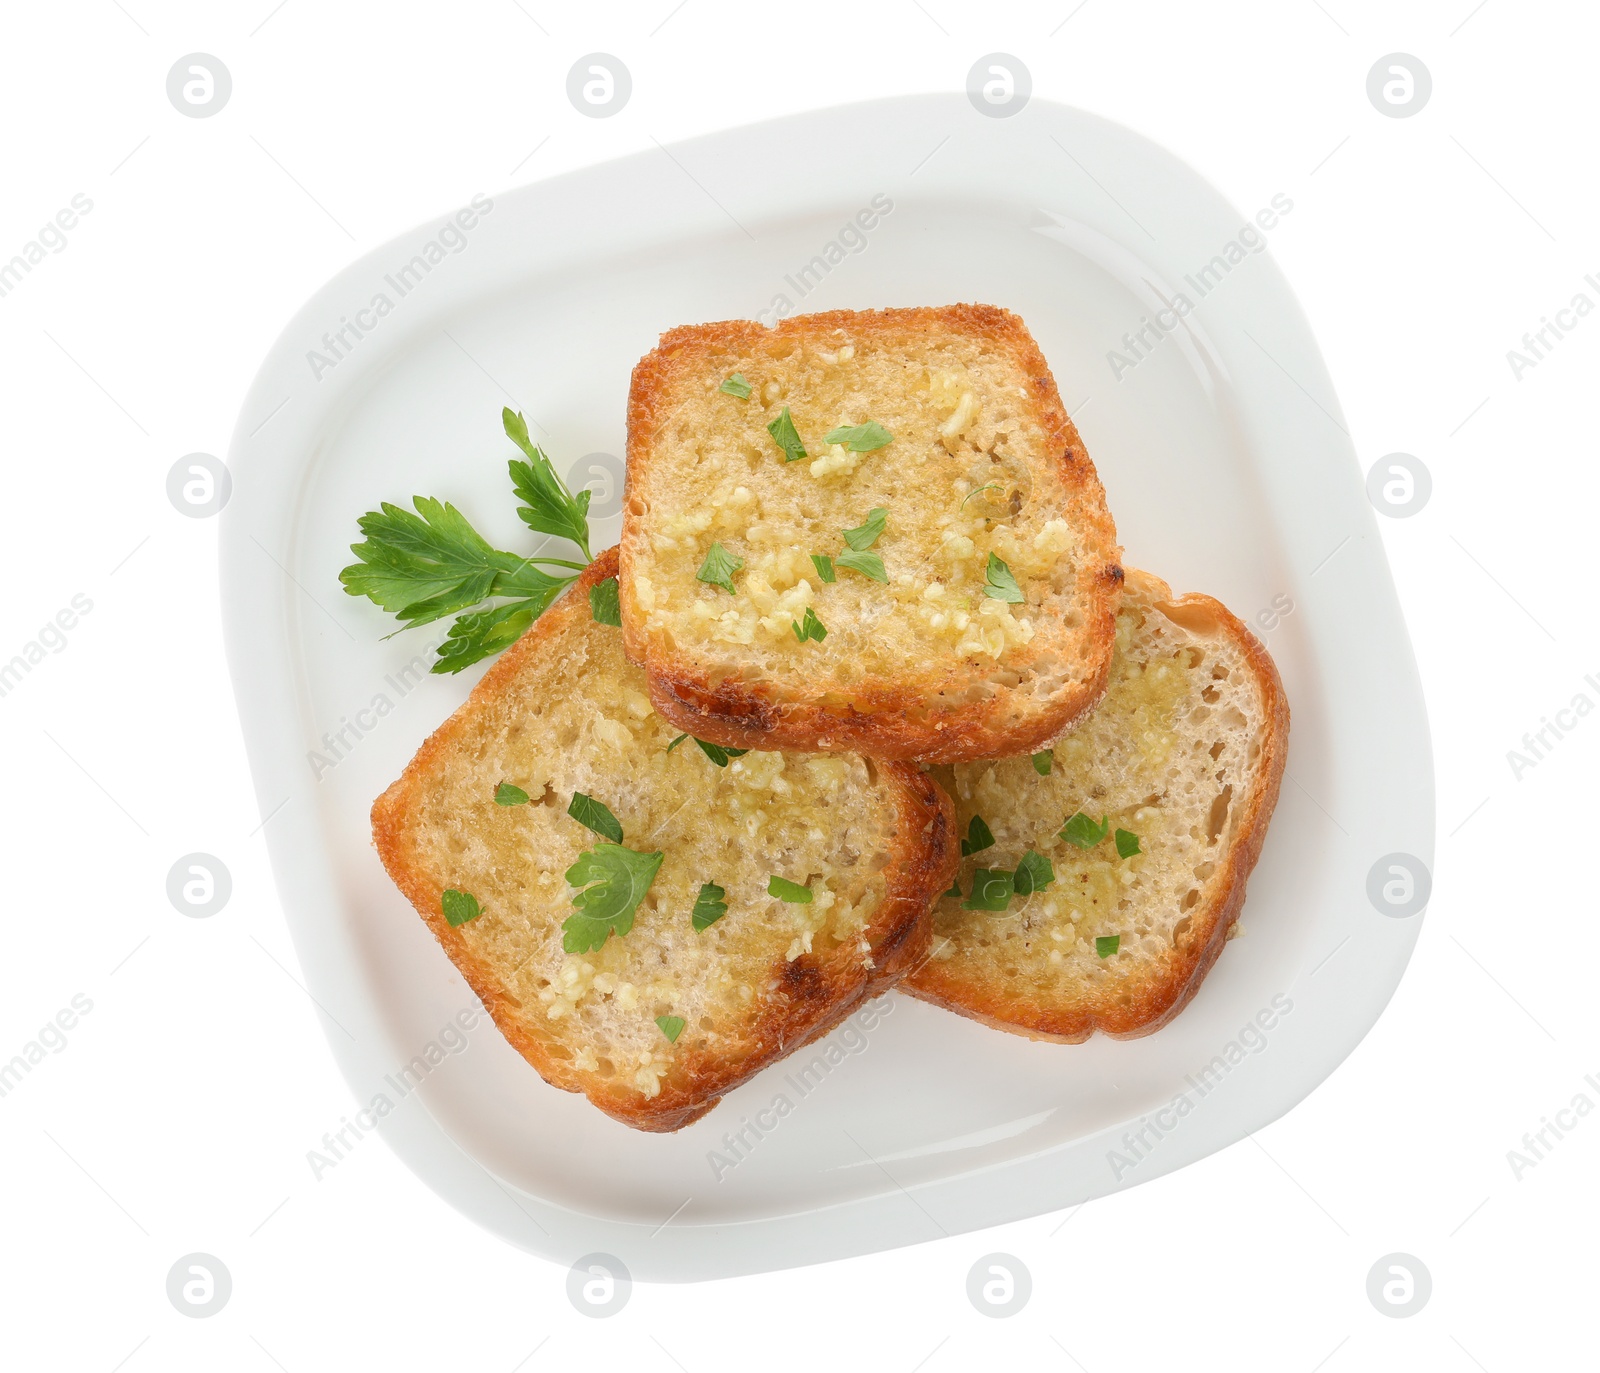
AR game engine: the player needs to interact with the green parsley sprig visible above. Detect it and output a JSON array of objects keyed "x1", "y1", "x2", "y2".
[
  {"x1": 666, "y1": 733, "x2": 748, "y2": 767},
  {"x1": 961, "y1": 816, "x2": 996, "y2": 856},
  {"x1": 1013, "y1": 850, "x2": 1055, "y2": 896},
  {"x1": 835, "y1": 550, "x2": 886, "y2": 583},
  {"x1": 1060, "y1": 812, "x2": 1111, "y2": 849},
  {"x1": 562, "y1": 844, "x2": 664, "y2": 953},
  {"x1": 589, "y1": 577, "x2": 622, "y2": 627},
  {"x1": 823, "y1": 421, "x2": 893, "y2": 452},
  {"x1": 441, "y1": 888, "x2": 483, "y2": 927},
  {"x1": 963, "y1": 869, "x2": 1014, "y2": 912},
  {"x1": 948, "y1": 847, "x2": 1055, "y2": 909},
  {"x1": 842, "y1": 507, "x2": 888, "y2": 551},
  {"x1": 568, "y1": 792, "x2": 624, "y2": 844},
  {"x1": 814, "y1": 507, "x2": 890, "y2": 584},
  {"x1": 792, "y1": 607, "x2": 827, "y2": 643},
  {"x1": 691, "y1": 881, "x2": 728, "y2": 931},
  {"x1": 340, "y1": 406, "x2": 598, "y2": 674},
  {"x1": 768, "y1": 875, "x2": 814, "y2": 903},
  {"x1": 696, "y1": 542, "x2": 743, "y2": 594},
  {"x1": 767, "y1": 407, "x2": 806, "y2": 462},
  {"x1": 1060, "y1": 812, "x2": 1142, "y2": 859},
  {"x1": 983, "y1": 552, "x2": 1024, "y2": 604}
]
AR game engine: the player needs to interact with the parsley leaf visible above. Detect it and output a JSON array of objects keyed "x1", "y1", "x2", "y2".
[
  {"x1": 688, "y1": 876, "x2": 726, "y2": 928},
  {"x1": 340, "y1": 406, "x2": 596, "y2": 675},
  {"x1": 432, "y1": 595, "x2": 562, "y2": 674},
  {"x1": 720, "y1": 373, "x2": 752, "y2": 398},
  {"x1": 793, "y1": 607, "x2": 827, "y2": 643},
  {"x1": 810, "y1": 553, "x2": 837, "y2": 583},
  {"x1": 961, "y1": 816, "x2": 995, "y2": 857},
  {"x1": 1031, "y1": 751, "x2": 1052, "y2": 776},
  {"x1": 589, "y1": 576, "x2": 621, "y2": 626},
  {"x1": 340, "y1": 497, "x2": 575, "y2": 632},
  {"x1": 441, "y1": 888, "x2": 482, "y2": 927},
  {"x1": 767, "y1": 406, "x2": 806, "y2": 462},
  {"x1": 503, "y1": 408, "x2": 592, "y2": 561},
  {"x1": 963, "y1": 869, "x2": 1014, "y2": 912},
  {"x1": 691, "y1": 881, "x2": 728, "y2": 932},
  {"x1": 1096, "y1": 934, "x2": 1121, "y2": 958},
  {"x1": 656, "y1": 1014, "x2": 686, "y2": 1042},
  {"x1": 665, "y1": 733, "x2": 747, "y2": 766},
  {"x1": 693, "y1": 738, "x2": 747, "y2": 767},
  {"x1": 823, "y1": 421, "x2": 893, "y2": 452},
  {"x1": 842, "y1": 506, "x2": 888, "y2": 550},
  {"x1": 494, "y1": 782, "x2": 529, "y2": 806},
  {"x1": 1115, "y1": 829, "x2": 1142, "y2": 858},
  {"x1": 944, "y1": 875, "x2": 963, "y2": 899},
  {"x1": 1013, "y1": 850, "x2": 1056, "y2": 896},
  {"x1": 983, "y1": 552, "x2": 1024, "y2": 604},
  {"x1": 959, "y1": 483, "x2": 1001, "y2": 511},
  {"x1": 835, "y1": 549, "x2": 887, "y2": 583},
  {"x1": 768, "y1": 875, "x2": 813, "y2": 903},
  {"x1": 339, "y1": 498, "x2": 498, "y2": 623},
  {"x1": 697, "y1": 541, "x2": 743, "y2": 595},
  {"x1": 562, "y1": 844, "x2": 663, "y2": 953},
  {"x1": 568, "y1": 791, "x2": 624, "y2": 843},
  {"x1": 1060, "y1": 812, "x2": 1111, "y2": 849}
]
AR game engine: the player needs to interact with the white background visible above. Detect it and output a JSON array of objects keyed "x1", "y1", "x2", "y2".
[{"x1": 2, "y1": 1, "x2": 1596, "y2": 1369}]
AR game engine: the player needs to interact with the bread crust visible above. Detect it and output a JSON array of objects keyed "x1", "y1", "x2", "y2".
[
  {"x1": 620, "y1": 305, "x2": 1123, "y2": 763},
  {"x1": 903, "y1": 571, "x2": 1289, "y2": 1042},
  {"x1": 372, "y1": 548, "x2": 958, "y2": 1131}
]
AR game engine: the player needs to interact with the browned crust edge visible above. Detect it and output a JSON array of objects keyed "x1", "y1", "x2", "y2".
[
  {"x1": 371, "y1": 548, "x2": 958, "y2": 1132},
  {"x1": 618, "y1": 304, "x2": 1124, "y2": 763},
  {"x1": 901, "y1": 571, "x2": 1291, "y2": 1043}
]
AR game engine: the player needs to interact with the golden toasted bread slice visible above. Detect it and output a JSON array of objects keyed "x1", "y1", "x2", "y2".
[
  {"x1": 372, "y1": 549, "x2": 956, "y2": 1132},
  {"x1": 619, "y1": 305, "x2": 1123, "y2": 763},
  {"x1": 904, "y1": 570, "x2": 1288, "y2": 1041}
]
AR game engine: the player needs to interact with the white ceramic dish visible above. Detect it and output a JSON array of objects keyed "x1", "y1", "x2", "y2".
[{"x1": 221, "y1": 95, "x2": 1432, "y2": 1280}]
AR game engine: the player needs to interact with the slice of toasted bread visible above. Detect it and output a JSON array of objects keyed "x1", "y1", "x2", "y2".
[
  {"x1": 904, "y1": 570, "x2": 1288, "y2": 1042},
  {"x1": 619, "y1": 305, "x2": 1123, "y2": 763},
  {"x1": 372, "y1": 548, "x2": 957, "y2": 1132}
]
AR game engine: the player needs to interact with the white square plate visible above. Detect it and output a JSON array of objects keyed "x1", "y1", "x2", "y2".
[{"x1": 221, "y1": 95, "x2": 1432, "y2": 1280}]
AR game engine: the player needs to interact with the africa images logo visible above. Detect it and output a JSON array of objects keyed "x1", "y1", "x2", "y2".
[
  {"x1": 305, "y1": 194, "x2": 494, "y2": 381},
  {"x1": 1105, "y1": 993, "x2": 1293, "y2": 1181}
]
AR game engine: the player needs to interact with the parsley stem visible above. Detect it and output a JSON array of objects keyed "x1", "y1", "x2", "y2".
[{"x1": 520, "y1": 556, "x2": 590, "y2": 571}]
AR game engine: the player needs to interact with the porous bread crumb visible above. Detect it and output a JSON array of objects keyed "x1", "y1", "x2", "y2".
[
  {"x1": 620, "y1": 306, "x2": 1123, "y2": 761},
  {"x1": 415, "y1": 675, "x2": 890, "y2": 1091},
  {"x1": 630, "y1": 327, "x2": 1083, "y2": 669},
  {"x1": 374, "y1": 553, "x2": 948, "y2": 1124},
  {"x1": 906, "y1": 571, "x2": 1286, "y2": 1039}
]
